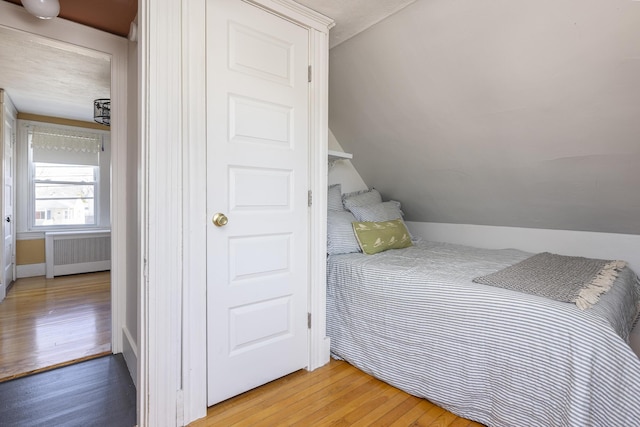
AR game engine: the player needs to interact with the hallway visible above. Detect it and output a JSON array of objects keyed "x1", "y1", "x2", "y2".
[
  {"x1": 0, "y1": 354, "x2": 135, "y2": 427},
  {"x1": 0, "y1": 271, "x2": 111, "y2": 381}
]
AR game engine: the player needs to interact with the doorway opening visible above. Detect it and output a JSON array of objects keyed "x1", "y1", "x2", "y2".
[
  {"x1": 0, "y1": 25, "x2": 118, "y2": 382},
  {"x1": 0, "y1": 272, "x2": 111, "y2": 381}
]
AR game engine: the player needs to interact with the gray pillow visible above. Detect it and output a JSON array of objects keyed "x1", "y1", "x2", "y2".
[
  {"x1": 328, "y1": 184, "x2": 344, "y2": 211},
  {"x1": 342, "y1": 188, "x2": 382, "y2": 211},
  {"x1": 349, "y1": 200, "x2": 403, "y2": 222},
  {"x1": 327, "y1": 210, "x2": 361, "y2": 255}
]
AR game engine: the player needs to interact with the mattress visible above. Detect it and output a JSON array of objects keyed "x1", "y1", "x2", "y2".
[{"x1": 326, "y1": 240, "x2": 640, "y2": 427}]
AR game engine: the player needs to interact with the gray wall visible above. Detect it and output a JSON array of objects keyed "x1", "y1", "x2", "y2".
[{"x1": 329, "y1": 0, "x2": 640, "y2": 235}]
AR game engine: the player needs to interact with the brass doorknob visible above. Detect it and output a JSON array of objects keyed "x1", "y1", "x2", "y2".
[{"x1": 212, "y1": 213, "x2": 228, "y2": 227}]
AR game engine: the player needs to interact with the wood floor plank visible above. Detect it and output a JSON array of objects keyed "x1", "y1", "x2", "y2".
[
  {"x1": 251, "y1": 370, "x2": 374, "y2": 426},
  {"x1": 224, "y1": 365, "x2": 359, "y2": 426},
  {"x1": 369, "y1": 395, "x2": 425, "y2": 426},
  {"x1": 449, "y1": 415, "x2": 473, "y2": 427},
  {"x1": 348, "y1": 390, "x2": 417, "y2": 426},
  {"x1": 285, "y1": 376, "x2": 380, "y2": 426},
  {"x1": 322, "y1": 383, "x2": 404, "y2": 426},
  {"x1": 388, "y1": 399, "x2": 440, "y2": 426},
  {"x1": 189, "y1": 360, "x2": 482, "y2": 427},
  {"x1": 320, "y1": 380, "x2": 395, "y2": 426},
  {"x1": 0, "y1": 272, "x2": 111, "y2": 382},
  {"x1": 0, "y1": 354, "x2": 135, "y2": 427},
  {"x1": 193, "y1": 362, "x2": 355, "y2": 426},
  {"x1": 410, "y1": 404, "x2": 447, "y2": 426}
]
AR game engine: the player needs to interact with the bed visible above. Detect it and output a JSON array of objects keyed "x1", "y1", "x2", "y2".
[{"x1": 326, "y1": 239, "x2": 640, "y2": 427}]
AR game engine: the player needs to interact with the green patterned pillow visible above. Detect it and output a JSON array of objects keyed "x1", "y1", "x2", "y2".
[{"x1": 352, "y1": 219, "x2": 413, "y2": 255}]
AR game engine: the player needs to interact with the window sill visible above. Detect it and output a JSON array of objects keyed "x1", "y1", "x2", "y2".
[{"x1": 18, "y1": 227, "x2": 111, "y2": 241}]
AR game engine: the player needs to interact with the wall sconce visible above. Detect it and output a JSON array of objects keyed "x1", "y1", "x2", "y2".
[
  {"x1": 94, "y1": 99, "x2": 111, "y2": 126},
  {"x1": 21, "y1": 0, "x2": 60, "y2": 19}
]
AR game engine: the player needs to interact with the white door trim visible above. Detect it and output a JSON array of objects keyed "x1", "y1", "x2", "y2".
[
  {"x1": 0, "y1": 0, "x2": 128, "y2": 363},
  {"x1": 139, "y1": 0, "x2": 333, "y2": 424},
  {"x1": 307, "y1": 27, "x2": 333, "y2": 371},
  {"x1": 138, "y1": 0, "x2": 184, "y2": 425},
  {"x1": 178, "y1": 0, "x2": 336, "y2": 413},
  {"x1": 181, "y1": 0, "x2": 208, "y2": 422}
]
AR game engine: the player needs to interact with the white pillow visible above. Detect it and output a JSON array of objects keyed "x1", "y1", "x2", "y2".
[
  {"x1": 349, "y1": 200, "x2": 403, "y2": 222},
  {"x1": 328, "y1": 184, "x2": 344, "y2": 211},
  {"x1": 327, "y1": 210, "x2": 361, "y2": 255},
  {"x1": 342, "y1": 188, "x2": 382, "y2": 211}
]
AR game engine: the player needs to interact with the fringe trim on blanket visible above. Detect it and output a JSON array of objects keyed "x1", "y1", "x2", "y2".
[{"x1": 575, "y1": 260, "x2": 627, "y2": 310}]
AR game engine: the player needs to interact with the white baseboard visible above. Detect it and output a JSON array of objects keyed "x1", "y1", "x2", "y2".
[
  {"x1": 122, "y1": 326, "x2": 138, "y2": 388},
  {"x1": 322, "y1": 336, "x2": 331, "y2": 365},
  {"x1": 48, "y1": 261, "x2": 111, "y2": 279},
  {"x1": 17, "y1": 263, "x2": 45, "y2": 278},
  {"x1": 406, "y1": 222, "x2": 640, "y2": 274}
]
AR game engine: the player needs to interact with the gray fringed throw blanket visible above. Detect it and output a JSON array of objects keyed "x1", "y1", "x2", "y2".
[{"x1": 473, "y1": 252, "x2": 627, "y2": 310}]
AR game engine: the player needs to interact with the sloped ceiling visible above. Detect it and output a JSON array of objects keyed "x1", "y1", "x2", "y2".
[{"x1": 329, "y1": 0, "x2": 640, "y2": 235}]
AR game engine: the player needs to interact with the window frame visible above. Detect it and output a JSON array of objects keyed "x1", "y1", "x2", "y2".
[
  {"x1": 24, "y1": 123, "x2": 108, "y2": 232},
  {"x1": 31, "y1": 162, "x2": 99, "y2": 229}
]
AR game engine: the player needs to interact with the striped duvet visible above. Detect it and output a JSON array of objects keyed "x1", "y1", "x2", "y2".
[{"x1": 326, "y1": 241, "x2": 640, "y2": 427}]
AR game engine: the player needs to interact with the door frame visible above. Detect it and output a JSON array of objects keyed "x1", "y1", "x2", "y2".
[
  {"x1": 0, "y1": 89, "x2": 17, "y2": 302},
  {"x1": 0, "y1": 1, "x2": 129, "y2": 363},
  {"x1": 139, "y1": 0, "x2": 334, "y2": 424}
]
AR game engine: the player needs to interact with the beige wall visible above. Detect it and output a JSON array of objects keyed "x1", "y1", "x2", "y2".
[{"x1": 16, "y1": 239, "x2": 45, "y2": 265}]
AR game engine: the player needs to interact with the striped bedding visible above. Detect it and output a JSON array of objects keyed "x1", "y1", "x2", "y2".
[{"x1": 326, "y1": 240, "x2": 640, "y2": 427}]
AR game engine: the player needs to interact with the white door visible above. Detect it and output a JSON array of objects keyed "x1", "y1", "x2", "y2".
[
  {"x1": 0, "y1": 91, "x2": 15, "y2": 302},
  {"x1": 3, "y1": 110, "x2": 14, "y2": 291},
  {"x1": 206, "y1": 0, "x2": 311, "y2": 406}
]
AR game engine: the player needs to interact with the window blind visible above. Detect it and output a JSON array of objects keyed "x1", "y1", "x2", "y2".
[{"x1": 31, "y1": 126, "x2": 101, "y2": 166}]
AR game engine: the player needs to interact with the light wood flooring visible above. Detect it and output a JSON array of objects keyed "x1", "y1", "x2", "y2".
[
  {"x1": 0, "y1": 271, "x2": 111, "y2": 382},
  {"x1": 191, "y1": 359, "x2": 484, "y2": 427}
]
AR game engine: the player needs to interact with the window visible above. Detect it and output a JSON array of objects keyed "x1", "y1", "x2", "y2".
[
  {"x1": 27, "y1": 125, "x2": 106, "y2": 230},
  {"x1": 33, "y1": 163, "x2": 97, "y2": 226}
]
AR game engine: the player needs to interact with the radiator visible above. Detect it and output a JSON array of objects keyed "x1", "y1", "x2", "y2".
[{"x1": 45, "y1": 230, "x2": 111, "y2": 278}]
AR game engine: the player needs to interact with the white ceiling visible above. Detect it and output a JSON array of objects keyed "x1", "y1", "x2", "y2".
[
  {"x1": 296, "y1": 0, "x2": 416, "y2": 48},
  {"x1": 0, "y1": 25, "x2": 110, "y2": 123},
  {"x1": 0, "y1": 0, "x2": 414, "y2": 122}
]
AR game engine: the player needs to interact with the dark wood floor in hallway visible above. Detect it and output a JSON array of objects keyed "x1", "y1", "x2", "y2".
[{"x1": 0, "y1": 354, "x2": 136, "y2": 427}]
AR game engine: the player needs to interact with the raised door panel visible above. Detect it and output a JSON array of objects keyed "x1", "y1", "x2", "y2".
[{"x1": 206, "y1": 0, "x2": 310, "y2": 406}]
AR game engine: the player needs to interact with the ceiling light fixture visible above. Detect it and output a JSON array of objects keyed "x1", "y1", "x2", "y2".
[
  {"x1": 94, "y1": 99, "x2": 111, "y2": 126},
  {"x1": 21, "y1": 0, "x2": 60, "y2": 19}
]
